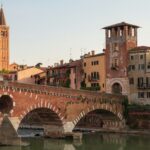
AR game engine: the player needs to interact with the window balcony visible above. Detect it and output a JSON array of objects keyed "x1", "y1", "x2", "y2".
[
  {"x1": 88, "y1": 76, "x2": 99, "y2": 82},
  {"x1": 137, "y1": 83, "x2": 150, "y2": 89},
  {"x1": 111, "y1": 65, "x2": 119, "y2": 71}
]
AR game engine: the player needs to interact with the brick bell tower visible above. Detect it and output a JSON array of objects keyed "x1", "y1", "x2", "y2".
[
  {"x1": 103, "y1": 22, "x2": 139, "y2": 95},
  {"x1": 0, "y1": 7, "x2": 9, "y2": 70}
]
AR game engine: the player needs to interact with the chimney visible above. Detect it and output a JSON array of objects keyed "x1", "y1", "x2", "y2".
[
  {"x1": 60, "y1": 60, "x2": 64, "y2": 65},
  {"x1": 91, "y1": 50, "x2": 95, "y2": 56}
]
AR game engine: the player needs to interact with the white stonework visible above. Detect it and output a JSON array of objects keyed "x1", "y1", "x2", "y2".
[
  {"x1": 63, "y1": 122, "x2": 74, "y2": 133},
  {"x1": 106, "y1": 78, "x2": 129, "y2": 95}
]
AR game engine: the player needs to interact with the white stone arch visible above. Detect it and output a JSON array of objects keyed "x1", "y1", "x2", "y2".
[
  {"x1": 16, "y1": 100, "x2": 65, "y2": 131},
  {"x1": 106, "y1": 78, "x2": 129, "y2": 95},
  {"x1": 72, "y1": 104, "x2": 124, "y2": 130}
]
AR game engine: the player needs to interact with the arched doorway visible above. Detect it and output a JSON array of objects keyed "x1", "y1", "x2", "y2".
[
  {"x1": 18, "y1": 108, "x2": 64, "y2": 137},
  {"x1": 0, "y1": 95, "x2": 13, "y2": 114},
  {"x1": 112, "y1": 83, "x2": 122, "y2": 94},
  {"x1": 74, "y1": 109, "x2": 120, "y2": 131}
]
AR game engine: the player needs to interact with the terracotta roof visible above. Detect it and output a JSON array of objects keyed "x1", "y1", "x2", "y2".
[
  {"x1": 103, "y1": 22, "x2": 140, "y2": 29},
  {"x1": 33, "y1": 71, "x2": 46, "y2": 78},
  {"x1": 83, "y1": 53, "x2": 105, "y2": 59},
  {"x1": 129, "y1": 46, "x2": 150, "y2": 53},
  {"x1": 0, "y1": 8, "x2": 6, "y2": 25}
]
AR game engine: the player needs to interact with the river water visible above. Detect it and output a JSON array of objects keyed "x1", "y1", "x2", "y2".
[{"x1": 0, "y1": 133, "x2": 149, "y2": 150}]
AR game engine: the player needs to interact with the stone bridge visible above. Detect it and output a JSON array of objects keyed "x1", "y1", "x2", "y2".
[{"x1": 0, "y1": 81, "x2": 126, "y2": 137}]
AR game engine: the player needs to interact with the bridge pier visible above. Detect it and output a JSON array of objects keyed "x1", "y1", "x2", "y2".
[
  {"x1": 0, "y1": 115, "x2": 26, "y2": 146},
  {"x1": 43, "y1": 125, "x2": 64, "y2": 138}
]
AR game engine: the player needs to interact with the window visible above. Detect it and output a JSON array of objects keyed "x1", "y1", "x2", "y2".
[
  {"x1": 120, "y1": 29, "x2": 123, "y2": 36},
  {"x1": 138, "y1": 92, "x2": 144, "y2": 98},
  {"x1": 146, "y1": 77, "x2": 150, "y2": 87},
  {"x1": 128, "y1": 65, "x2": 135, "y2": 71},
  {"x1": 108, "y1": 30, "x2": 111, "y2": 38},
  {"x1": 131, "y1": 28, "x2": 135, "y2": 36},
  {"x1": 113, "y1": 43, "x2": 118, "y2": 51},
  {"x1": 91, "y1": 72, "x2": 99, "y2": 80},
  {"x1": 84, "y1": 62, "x2": 86, "y2": 67},
  {"x1": 138, "y1": 77, "x2": 144, "y2": 87},
  {"x1": 147, "y1": 65, "x2": 150, "y2": 69},
  {"x1": 140, "y1": 55, "x2": 143, "y2": 59},
  {"x1": 91, "y1": 61, "x2": 99, "y2": 66},
  {"x1": 129, "y1": 78, "x2": 134, "y2": 84},
  {"x1": 84, "y1": 73, "x2": 86, "y2": 78},
  {"x1": 139, "y1": 64, "x2": 145, "y2": 70},
  {"x1": 147, "y1": 92, "x2": 150, "y2": 98},
  {"x1": 130, "y1": 55, "x2": 134, "y2": 60}
]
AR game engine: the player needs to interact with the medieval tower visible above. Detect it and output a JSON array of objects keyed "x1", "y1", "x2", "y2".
[
  {"x1": 103, "y1": 22, "x2": 139, "y2": 95},
  {"x1": 0, "y1": 7, "x2": 9, "y2": 71}
]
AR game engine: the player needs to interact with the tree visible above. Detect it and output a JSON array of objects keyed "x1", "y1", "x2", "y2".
[{"x1": 35, "y1": 63, "x2": 42, "y2": 68}]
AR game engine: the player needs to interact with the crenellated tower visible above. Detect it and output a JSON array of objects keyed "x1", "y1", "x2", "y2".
[{"x1": 103, "y1": 22, "x2": 139, "y2": 95}]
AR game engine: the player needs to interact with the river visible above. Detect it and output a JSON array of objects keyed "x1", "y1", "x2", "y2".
[{"x1": 0, "y1": 133, "x2": 149, "y2": 150}]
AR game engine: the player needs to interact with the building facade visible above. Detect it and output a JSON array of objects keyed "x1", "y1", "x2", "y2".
[
  {"x1": 0, "y1": 8, "x2": 9, "y2": 70},
  {"x1": 103, "y1": 22, "x2": 139, "y2": 95},
  {"x1": 128, "y1": 46, "x2": 150, "y2": 104},
  {"x1": 82, "y1": 51, "x2": 106, "y2": 92},
  {"x1": 47, "y1": 59, "x2": 83, "y2": 89}
]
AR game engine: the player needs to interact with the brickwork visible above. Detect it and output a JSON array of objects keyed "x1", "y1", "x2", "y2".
[
  {"x1": 103, "y1": 22, "x2": 139, "y2": 95},
  {"x1": 0, "y1": 81, "x2": 126, "y2": 132}
]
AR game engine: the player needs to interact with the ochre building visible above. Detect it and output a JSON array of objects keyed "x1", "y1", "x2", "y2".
[{"x1": 83, "y1": 51, "x2": 106, "y2": 92}]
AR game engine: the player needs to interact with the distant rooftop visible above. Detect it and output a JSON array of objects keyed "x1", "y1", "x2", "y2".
[
  {"x1": 103, "y1": 22, "x2": 140, "y2": 29},
  {"x1": 129, "y1": 46, "x2": 150, "y2": 53}
]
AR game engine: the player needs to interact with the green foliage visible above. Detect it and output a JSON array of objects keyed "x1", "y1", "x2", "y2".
[
  {"x1": 0, "y1": 69, "x2": 9, "y2": 74},
  {"x1": 66, "y1": 69, "x2": 71, "y2": 77},
  {"x1": 122, "y1": 97, "x2": 129, "y2": 119},
  {"x1": 80, "y1": 80, "x2": 86, "y2": 88},
  {"x1": 128, "y1": 104, "x2": 150, "y2": 111},
  {"x1": 35, "y1": 63, "x2": 42, "y2": 68},
  {"x1": 81, "y1": 86, "x2": 101, "y2": 91},
  {"x1": 64, "y1": 79, "x2": 70, "y2": 88}
]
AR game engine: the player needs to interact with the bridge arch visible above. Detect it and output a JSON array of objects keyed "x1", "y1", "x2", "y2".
[
  {"x1": 16, "y1": 101, "x2": 65, "y2": 132},
  {"x1": 72, "y1": 104, "x2": 124, "y2": 131}
]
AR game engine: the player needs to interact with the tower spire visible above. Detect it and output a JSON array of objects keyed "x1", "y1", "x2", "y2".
[{"x1": 0, "y1": 2, "x2": 6, "y2": 25}]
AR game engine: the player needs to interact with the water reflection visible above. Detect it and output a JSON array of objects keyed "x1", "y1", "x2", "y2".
[{"x1": 0, "y1": 133, "x2": 149, "y2": 150}]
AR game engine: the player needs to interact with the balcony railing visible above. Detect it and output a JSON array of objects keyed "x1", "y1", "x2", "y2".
[
  {"x1": 137, "y1": 83, "x2": 150, "y2": 89},
  {"x1": 111, "y1": 65, "x2": 119, "y2": 71},
  {"x1": 88, "y1": 76, "x2": 99, "y2": 82}
]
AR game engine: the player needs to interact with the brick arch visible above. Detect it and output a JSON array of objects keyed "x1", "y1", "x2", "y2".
[
  {"x1": 17, "y1": 100, "x2": 65, "y2": 131},
  {"x1": 72, "y1": 104, "x2": 123, "y2": 129}
]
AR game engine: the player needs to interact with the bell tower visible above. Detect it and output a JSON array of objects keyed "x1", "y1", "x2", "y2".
[
  {"x1": 103, "y1": 22, "x2": 139, "y2": 95},
  {"x1": 0, "y1": 7, "x2": 9, "y2": 70}
]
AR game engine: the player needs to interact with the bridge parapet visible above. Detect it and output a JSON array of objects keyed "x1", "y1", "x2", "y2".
[{"x1": 0, "y1": 81, "x2": 126, "y2": 104}]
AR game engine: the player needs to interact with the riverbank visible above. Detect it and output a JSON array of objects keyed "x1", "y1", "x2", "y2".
[{"x1": 74, "y1": 127, "x2": 150, "y2": 136}]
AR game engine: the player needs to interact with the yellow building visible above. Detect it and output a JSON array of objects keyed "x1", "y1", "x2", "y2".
[
  {"x1": 0, "y1": 7, "x2": 9, "y2": 70},
  {"x1": 83, "y1": 51, "x2": 106, "y2": 92}
]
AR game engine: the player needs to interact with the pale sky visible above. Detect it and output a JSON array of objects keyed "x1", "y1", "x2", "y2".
[{"x1": 3, "y1": 0, "x2": 150, "y2": 66}]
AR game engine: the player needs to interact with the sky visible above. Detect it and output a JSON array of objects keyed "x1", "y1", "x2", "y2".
[{"x1": 2, "y1": 0, "x2": 150, "y2": 66}]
